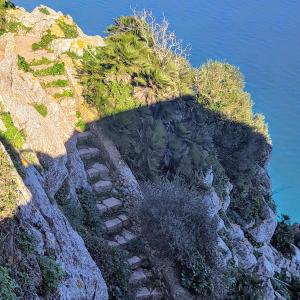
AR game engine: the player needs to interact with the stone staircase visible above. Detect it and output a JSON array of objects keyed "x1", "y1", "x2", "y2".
[{"x1": 76, "y1": 130, "x2": 164, "y2": 299}]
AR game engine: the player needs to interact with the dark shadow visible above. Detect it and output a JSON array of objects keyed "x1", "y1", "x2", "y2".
[{"x1": 0, "y1": 94, "x2": 275, "y2": 299}]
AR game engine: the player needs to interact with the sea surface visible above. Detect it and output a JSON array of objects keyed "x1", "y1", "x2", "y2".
[{"x1": 16, "y1": 0, "x2": 300, "y2": 221}]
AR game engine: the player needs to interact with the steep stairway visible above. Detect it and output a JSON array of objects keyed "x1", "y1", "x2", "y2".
[{"x1": 76, "y1": 131, "x2": 164, "y2": 299}]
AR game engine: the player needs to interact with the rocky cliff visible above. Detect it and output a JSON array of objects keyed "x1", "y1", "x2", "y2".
[{"x1": 0, "y1": 3, "x2": 299, "y2": 300}]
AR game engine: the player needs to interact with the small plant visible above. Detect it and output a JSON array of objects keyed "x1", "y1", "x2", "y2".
[
  {"x1": 0, "y1": 111, "x2": 26, "y2": 149},
  {"x1": 57, "y1": 19, "x2": 78, "y2": 38},
  {"x1": 38, "y1": 256, "x2": 65, "y2": 294},
  {"x1": 75, "y1": 111, "x2": 87, "y2": 131},
  {"x1": 33, "y1": 103, "x2": 48, "y2": 117},
  {"x1": 16, "y1": 230, "x2": 36, "y2": 254},
  {"x1": 17, "y1": 55, "x2": 31, "y2": 72},
  {"x1": 53, "y1": 89, "x2": 73, "y2": 99},
  {"x1": 271, "y1": 214, "x2": 295, "y2": 257},
  {"x1": 6, "y1": 21, "x2": 31, "y2": 33},
  {"x1": 32, "y1": 30, "x2": 57, "y2": 51},
  {"x1": 33, "y1": 62, "x2": 65, "y2": 76},
  {"x1": 0, "y1": 266, "x2": 18, "y2": 300},
  {"x1": 41, "y1": 79, "x2": 69, "y2": 88},
  {"x1": 30, "y1": 57, "x2": 53, "y2": 66},
  {"x1": 39, "y1": 7, "x2": 50, "y2": 15}
]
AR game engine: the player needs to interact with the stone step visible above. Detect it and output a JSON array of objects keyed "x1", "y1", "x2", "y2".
[
  {"x1": 93, "y1": 180, "x2": 112, "y2": 194},
  {"x1": 135, "y1": 287, "x2": 163, "y2": 300},
  {"x1": 77, "y1": 131, "x2": 93, "y2": 145},
  {"x1": 128, "y1": 256, "x2": 143, "y2": 270},
  {"x1": 104, "y1": 214, "x2": 130, "y2": 234},
  {"x1": 31, "y1": 63, "x2": 55, "y2": 72},
  {"x1": 96, "y1": 197, "x2": 122, "y2": 215},
  {"x1": 113, "y1": 229, "x2": 136, "y2": 246},
  {"x1": 129, "y1": 268, "x2": 152, "y2": 287},
  {"x1": 46, "y1": 87, "x2": 68, "y2": 95},
  {"x1": 78, "y1": 147, "x2": 100, "y2": 160},
  {"x1": 40, "y1": 75, "x2": 67, "y2": 84},
  {"x1": 87, "y1": 163, "x2": 110, "y2": 181}
]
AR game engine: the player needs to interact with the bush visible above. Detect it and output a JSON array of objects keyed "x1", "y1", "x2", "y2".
[
  {"x1": 33, "y1": 62, "x2": 65, "y2": 76},
  {"x1": 17, "y1": 55, "x2": 31, "y2": 72},
  {"x1": 80, "y1": 14, "x2": 193, "y2": 117},
  {"x1": 39, "y1": 7, "x2": 50, "y2": 15},
  {"x1": 140, "y1": 179, "x2": 225, "y2": 297},
  {"x1": 75, "y1": 111, "x2": 87, "y2": 131},
  {"x1": 33, "y1": 103, "x2": 48, "y2": 117},
  {"x1": 0, "y1": 266, "x2": 18, "y2": 300},
  {"x1": 271, "y1": 214, "x2": 295, "y2": 257},
  {"x1": 0, "y1": 111, "x2": 26, "y2": 149},
  {"x1": 194, "y1": 60, "x2": 269, "y2": 138},
  {"x1": 38, "y1": 255, "x2": 65, "y2": 294},
  {"x1": 57, "y1": 19, "x2": 78, "y2": 38},
  {"x1": 32, "y1": 30, "x2": 57, "y2": 51}
]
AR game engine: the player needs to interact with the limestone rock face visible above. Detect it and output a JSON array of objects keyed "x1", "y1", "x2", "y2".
[
  {"x1": 0, "y1": 142, "x2": 108, "y2": 299},
  {"x1": 228, "y1": 224, "x2": 257, "y2": 270},
  {"x1": 249, "y1": 205, "x2": 277, "y2": 243}
]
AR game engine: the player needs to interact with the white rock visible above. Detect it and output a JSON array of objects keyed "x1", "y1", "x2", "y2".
[{"x1": 249, "y1": 205, "x2": 277, "y2": 243}]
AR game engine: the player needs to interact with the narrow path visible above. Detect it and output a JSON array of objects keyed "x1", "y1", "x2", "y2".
[{"x1": 77, "y1": 131, "x2": 164, "y2": 300}]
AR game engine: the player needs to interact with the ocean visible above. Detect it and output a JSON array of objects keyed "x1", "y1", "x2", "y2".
[{"x1": 16, "y1": 0, "x2": 300, "y2": 221}]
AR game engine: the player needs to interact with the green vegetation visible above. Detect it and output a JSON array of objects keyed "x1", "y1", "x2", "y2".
[
  {"x1": 30, "y1": 56, "x2": 54, "y2": 66},
  {"x1": 57, "y1": 19, "x2": 78, "y2": 38},
  {"x1": 32, "y1": 30, "x2": 57, "y2": 51},
  {"x1": 0, "y1": 146, "x2": 18, "y2": 221},
  {"x1": 38, "y1": 255, "x2": 65, "y2": 294},
  {"x1": 33, "y1": 62, "x2": 65, "y2": 76},
  {"x1": 81, "y1": 14, "x2": 192, "y2": 117},
  {"x1": 39, "y1": 7, "x2": 50, "y2": 15},
  {"x1": 0, "y1": 266, "x2": 18, "y2": 300},
  {"x1": 17, "y1": 55, "x2": 31, "y2": 72},
  {"x1": 55, "y1": 187, "x2": 131, "y2": 299},
  {"x1": 0, "y1": 111, "x2": 25, "y2": 149},
  {"x1": 33, "y1": 103, "x2": 48, "y2": 117},
  {"x1": 75, "y1": 111, "x2": 87, "y2": 131},
  {"x1": 271, "y1": 214, "x2": 296, "y2": 257},
  {"x1": 0, "y1": 0, "x2": 15, "y2": 36},
  {"x1": 194, "y1": 60, "x2": 268, "y2": 137},
  {"x1": 53, "y1": 89, "x2": 73, "y2": 99},
  {"x1": 6, "y1": 20, "x2": 31, "y2": 33},
  {"x1": 41, "y1": 79, "x2": 68, "y2": 88},
  {"x1": 140, "y1": 180, "x2": 226, "y2": 297}
]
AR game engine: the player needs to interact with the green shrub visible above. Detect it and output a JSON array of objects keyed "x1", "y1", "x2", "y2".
[
  {"x1": 39, "y1": 7, "x2": 50, "y2": 15},
  {"x1": 0, "y1": 266, "x2": 18, "y2": 300},
  {"x1": 33, "y1": 62, "x2": 65, "y2": 76},
  {"x1": 17, "y1": 55, "x2": 31, "y2": 72},
  {"x1": 38, "y1": 256, "x2": 65, "y2": 294},
  {"x1": 41, "y1": 79, "x2": 68, "y2": 88},
  {"x1": 0, "y1": 146, "x2": 18, "y2": 220},
  {"x1": 194, "y1": 60, "x2": 269, "y2": 138},
  {"x1": 140, "y1": 179, "x2": 225, "y2": 297},
  {"x1": 6, "y1": 20, "x2": 31, "y2": 33},
  {"x1": 57, "y1": 19, "x2": 78, "y2": 38},
  {"x1": 32, "y1": 30, "x2": 57, "y2": 51},
  {"x1": 82, "y1": 232, "x2": 131, "y2": 299},
  {"x1": 75, "y1": 111, "x2": 87, "y2": 131},
  {"x1": 0, "y1": 111, "x2": 26, "y2": 149},
  {"x1": 80, "y1": 14, "x2": 193, "y2": 117},
  {"x1": 271, "y1": 214, "x2": 295, "y2": 257},
  {"x1": 33, "y1": 103, "x2": 48, "y2": 117},
  {"x1": 53, "y1": 89, "x2": 73, "y2": 99}
]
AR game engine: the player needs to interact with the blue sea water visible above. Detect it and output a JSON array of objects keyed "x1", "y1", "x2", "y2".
[{"x1": 16, "y1": 0, "x2": 300, "y2": 221}]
